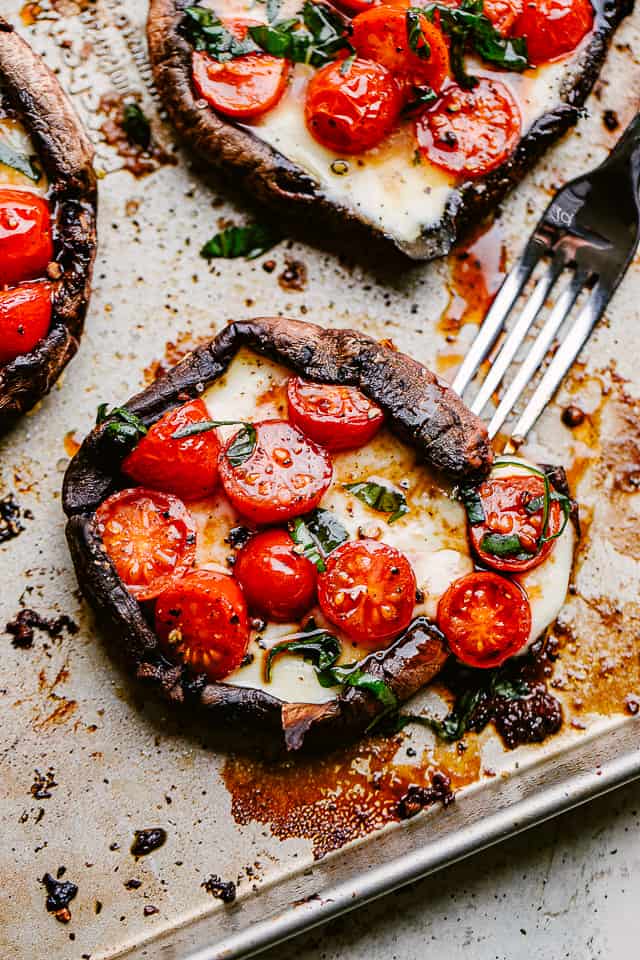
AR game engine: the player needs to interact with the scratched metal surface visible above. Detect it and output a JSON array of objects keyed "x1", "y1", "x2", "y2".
[{"x1": 1, "y1": 2, "x2": 640, "y2": 959}]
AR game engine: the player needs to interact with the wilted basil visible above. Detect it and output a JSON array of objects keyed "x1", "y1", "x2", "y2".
[
  {"x1": 406, "y1": 9, "x2": 431, "y2": 60},
  {"x1": 121, "y1": 102, "x2": 151, "y2": 150},
  {"x1": 200, "y1": 224, "x2": 282, "y2": 260},
  {"x1": 289, "y1": 507, "x2": 349, "y2": 572},
  {"x1": 265, "y1": 626, "x2": 340, "y2": 680},
  {"x1": 0, "y1": 141, "x2": 41, "y2": 182},
  {"x1": 96, "y1": 405, "x2": 148, "y2": 446},
  {"x1": 182, "y1": 5, "x2": 259, "y2": 60},
  {"x1": 171, "y1": 419, "x2": 257, "y2": 467},
  {"x1": 457, "y1": 483, "x2": 485, "y2": 525},
  {"x1": 344, "y1": 480, "x2": 409, "y2": 524}
]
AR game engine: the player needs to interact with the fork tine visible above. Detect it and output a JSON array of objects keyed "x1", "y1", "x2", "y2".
[
  {"x1": 470, "y1": 248, "x2": 568, "y2": 416},
  {"x1": 451, "y1": 233, "x2": 548, "y2": 397},
  {"x1": 486, "y1": 268, "x2": 588, "y2": 439},
  {"x1": 509, "y1": 279, "x2": 608, "y2": 440}
]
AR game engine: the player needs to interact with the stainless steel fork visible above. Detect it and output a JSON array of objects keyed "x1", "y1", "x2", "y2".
[{"x1": 453, "y1": 112, "x2": 640, "y2": 441}]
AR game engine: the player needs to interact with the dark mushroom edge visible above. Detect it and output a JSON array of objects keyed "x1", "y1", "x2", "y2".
[
  {"x1": 146, "y1": 0, "x2": 633, "y2": 261},
  {"x1": 0, "y1": 18, "x2": 97, "y2": 432},
  {"x1": 63, "y1": 316, "x2": 493, "y2": 753}
]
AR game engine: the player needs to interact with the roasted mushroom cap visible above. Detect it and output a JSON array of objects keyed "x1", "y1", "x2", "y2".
[
  {"x1": 146, "y1": 0, "x2": 632, "y2": 261},
  {"x1": 63, "y1": 317, "x2": 493, "y2": 753},
  {"x1": 0, "y1": 18, "x2": 97, "y2": 432}
]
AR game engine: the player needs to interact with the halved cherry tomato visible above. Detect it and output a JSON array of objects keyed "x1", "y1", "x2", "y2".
[
  {"x1": 513, "y1": 0, "x2": 594, "y2": 65},
  {"x1": 155, "y1": 569, "x2": 249, "y2": 682},
  {"x1": 219, "y1": 420, "x2": 332, "y2": 525},
  {"x1": 468, "y1": 474, "x2": 563, "y2": 573},
  {"x1": 234, "y1": 529, "x2": 318, "y2": 622},
  {"x1": 287, "y1": 376, "x2": 384, "y2": 451},
  {"x1": 483, "y1": 0, "x2": 524, "y2": 34},
  {"x1": 0, "y1": 281, "x2": 52, "y2": 364},
  {"x1": 95, "y1": 488, "x2": 196, "y2": 601},
  {"x1": 318, "y1": 539, "x2": 416, "y2": 648},
  {"x1": 122, "y1": 398, "x2": 220, "y2": 501},
  {"x1": 305, "y1": 58, "x2": 402, "y2": 154},
  {"x1": 437, "y1": 571, "x2": 531, "y2": 668},
  {"x1": 0, "y1": 188, "x2": 54, "y2": 287},
  {"x1": 351, "y1": 6, "x2": 450, "y2": 91},
  {"x1": 415, "y1": 78, "x2": 521, "y2": 178},
  {"x1": 192, "y1": 19, "x2": 289, "y2": 120}
]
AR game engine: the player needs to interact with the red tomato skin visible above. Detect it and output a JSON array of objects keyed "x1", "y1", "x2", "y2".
[
  {"x1": 351, "y1": 6, "x2": 450, "y2": 91},
  {"x1": 219, "y1": 420, "x2": 333, "y2": 526},
  {"x1": 468, "y1": 475, "x2": 563, "y2": 574},
  {"x1": 415, "y1": 78, "x2": 521, "y2": 178},
  {"x1": 305, "y1": 58, "x2": 403, "y2": 155},
  {"x1": 95, "y1": 488, "x2": 197, "y2": 601},
  {"x1": 513, "y1": 0, "x2": 594, "y2": 65},
  {"x1": 483, "y1": 0, "x2": 524, "y2": 34},
  {"x1": 0, "y1": 281, "x2": 52, "y2": 364},
  {"x1": 234, "y1": 529, "x2": 318, "y2": 622},
  {"x1": 0, "y1": 189, "x2": 54, "y2": 287},
  {"x1": 122, "y1": 398, "x2": 220, "y2": 501},
  {"x1": 318, "y1": 538, "x2": 417, "y2": 648},
  {"x1": 437, "y1": 571, "x2": 531, "y2": 668},
  {"x1": 286, "y1": 376, "x2": 384, "y2": 451},
  {"x1": 155, "y1": 569, "x2": 250, "y2": 682},
  {"x1": 192, "y1": 19, "x2": 289, "y2": 120}
]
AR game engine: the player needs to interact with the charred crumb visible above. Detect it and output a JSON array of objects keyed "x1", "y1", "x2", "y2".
[
  {"x1": 262, "y1": 259, "x2": 276, "y2": 273},
  {"x1": 226, "y1": 526, "x2": 252, "y2": 549},
  {"x1": 397, "y1": 771, "x2": 454, "y2": 820},
  {"x1": 561, "y1": 404, "x2": 586, "y2": 428},
  {"x1": 603, "y1": 108, "x2": 620, "y2": 131},
  {"x1": 278, "y1": 259, "x2": 307, "y2": 292},
  {"x1": 42, "y1": 872, "x2": 78, "y2": 922},
  {"x1": 124, "y1": 878, "x2": 142, "y2": 890},
  {"x1": 30, "y1": 768, "x2": 58, "y2": 800},
  {"x1": 0, "y1": 493, "x2": 30, "y2": 544},
  {"x1": 202, "y1": 874, "x2": 237, "y2": 903},
  {"x1": 131, "y1": 828, "x2": 167, "y2": 858},
  {"x1": 143, "y1": 904, "x2": 159, "y2": 917},
  {"x1": 625, "y1": 694, "x2": 639, "y2": 715},
  {"x1": 240, "y1": 652, "x2": 255, "y2": 668},
  {"x1": 5, "y1": 609, "x2": 79, "y2": 649}
]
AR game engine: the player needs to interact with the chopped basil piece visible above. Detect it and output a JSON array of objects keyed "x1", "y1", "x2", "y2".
[
  {"x1": 96, "y1": 405, "x2": 148, "y2": 446},
  {"x1": 121, "y1": 102, "x2": 151, "y2": 150},
  {"x1": 289, "y1": 507, "x2": 349, "y2": 572},
  {"x1": 200, "y1": 224, "x2": 282, "y2": 260},
  {"x1": 225, "y1": 424, "x2": 257, "y2": 467},
  {"x1": 171, "y1": 418, "x2": 246, "y2": 439},
  {"x1": 249, "y1": 2, "x2": 353, "y2": 67},
  {"x1": 0, "y1": 141, "x2": 41, "y2": 182},
  {"x1": 406, "y1": 9, "x2": 431, "y2": 60},
  {"x1": 344, "y1": 480, "x2": 409, "y2": 524},
  {"x1": 265, "y1": 626, "x2": 340, "y2": 680},
  {"x1": 183, "y1": 5, "x2": 259, "y2": 60},
  {"x1": 457, "y1": 483, "x2": 485, "y2": 525},
  {"x1": 318, "y1": 662, "x2": 398, "y2": 712},
  {"x1": 402, "y1": 84, "x2": 438, "y2": 115},
  {"x1": 480, "y1": 531, "x2": 534, "y2": 560}
]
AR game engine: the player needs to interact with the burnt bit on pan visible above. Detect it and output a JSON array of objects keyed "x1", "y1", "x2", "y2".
[
  {"x1": 397, "y1": 771, "x2": 454, "y2": 820},
  {"x1": 0, "y1": 492, "x2": 31, "y2": 544},
  {"x1": 99, "y1": 92, "x2": 176, "y2": 178},
  {"x1": 131, "y1": 828, "x2": 167, "y2": 858},
  {"x1": 202, "y1": 874, "x2": 237, "y2": 904},
  {"x1": 41, "y1": 872, "x2": 78, "y2": 924},
  {"x1": 4, "y1": 609, "x2": 79, "y2": 649},
  {"x1": 278, "y1": 259, "x2": 307, "y2": 292},
  {"x1": 30, "y1": 768, "x2": 58, "y2": 800}
]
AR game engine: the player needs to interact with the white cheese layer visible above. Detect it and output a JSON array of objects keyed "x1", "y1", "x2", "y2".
[{"x1": 189, "y1": 350, "x2": 574, "y2": 704}]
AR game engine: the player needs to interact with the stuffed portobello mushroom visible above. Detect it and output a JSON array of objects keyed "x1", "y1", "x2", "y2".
[
  {"x1": 0, "y1": 18, "x2": 97, "y2": 432},
  {"x1": 63, "y1": 317, "x2": 577, "y2": 753},
  {"x1": 147, "y1": 0, "x2": 632, "y2": 261}
]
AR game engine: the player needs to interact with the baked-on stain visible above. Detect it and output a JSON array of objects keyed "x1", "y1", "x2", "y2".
[
  {"x1": 278, "y1": 259, "x2": 307, "y2": 293},
  {"x1": 21, "y1": 0, "x2": 93, "y2": 22},
  {"x1": 0, "y1": 492, "x2": 31, "y2": 544},
  {"x1": 30, "y1": 768, "x2": 58, "y2": 800},
  {"x1": 41, "y1": 872, "x2": 78, "y2": 924},
  {"x1": 438, "y1": 220, "x2": 507, "y2": 338},
  {"x1": 4, "y1": 609, "x2": 79, "y2": 649},
  {"x1": 131, "y1": 828, "x2": 167, "y2": 858},
  {"x1": 64, "y1": 430, "x2": 82, "y2": 459},
  {"x1": 98, "y1": 92, "x2": 176, "y2": 179},
  {"x1": 202, "y1": 875, "x2": 237, "y2": 903}
]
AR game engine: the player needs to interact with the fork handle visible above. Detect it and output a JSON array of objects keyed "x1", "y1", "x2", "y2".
[{"x1": 603, "y1": 112, "x2": 640, "y2": 191}]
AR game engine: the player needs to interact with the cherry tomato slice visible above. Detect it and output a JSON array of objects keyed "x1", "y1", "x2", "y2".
[
  {"x1": 122, "y1": 398, "x2": 220, "y2": 501},
  {"x1": 219, "y1": 420, "x2": 333, "y2": 525},
  {"x1": 0, "y1": 281, "x2": 52, "y2": 364},
  {"x1": 234, "y1": 529, "x2": 318, "y2": 622},
  {"x1": 287, "y1": 376, "x2": 384, "y2": 452},
  {"x1": 483, "y1": 0, "x2": 524, "y2": 34},
  {"x1": 513, "y1": 0, "x2": 593, "y2": 65},
  {"x1": 351, "y1": 6, "x2": 450, "y2": 91},
  {"x1": 0, "y1": 188, "x2": 54, "y2": 287},
  {"x1": 155, "y1": 569, "x2": 249, "y2": 682},
  {"x1": 437, "y1": 571, "x2": 531, "y2": 668},
  {"x1": 192, "y1": 19, "x2": 289, "y2": 120},
  {"x1": 415, "y1": 78, "x2": 521, "y2": 178},
  {"x1": 95, "y1": 488, "x2": 196, "y2": 601},
  {"x1": 318, "y1": 539, "x2": 416, "y2": 648},
  {"x1": 468, "y1": 474, "x2": 563, "y2": 573},
  {"x1": 305, "y1": 58, "x2": 402, "y2": 154}
]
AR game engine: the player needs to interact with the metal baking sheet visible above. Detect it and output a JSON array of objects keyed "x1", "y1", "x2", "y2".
[{"x1": 1, "y1": 3, "x2": 640, "y2": 958}]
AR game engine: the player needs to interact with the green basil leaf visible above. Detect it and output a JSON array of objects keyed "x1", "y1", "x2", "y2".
[
  {"x1": 96, "y1": 402, "x2": 110, "y2": 424},
  {"x1": 480, "y1": 532, "x2": 534, "y2": 559},
  {"x1": 225, "y1": 424, "x2": 257, "y2": 468},
  {"x1": 489, "y1": 675, "x2": 528, "y2": 699},
  {"x1": 248, "y1": 1, "x2": 352, "y2": 66},
  {"x1": 406, "y1": 9, "x2": 431, "y2": 60},
  {"x1": 289, "y1": 516, "x2": 325, "y2": 571},
  {"x1": 0, "y1": 141, "x2": 41, "y2": 182},
  {"x1": 171, "y1": 418, "x2": 250, "y2": 440},
  {"x1": 289, "y1": 507, "x2": 349, "y2": 571},
  {"x1": 121, "y1": 102, "x2": 151, "y2": 150},
  {"x1": 265, "y1": 627, "x2": 340, "y2": 681},
  {"x1": 97, "y1": 406, "x2": 148, "y2": 445},
  {"x1": 457, "y1": 483, "x2": 485, "y2": 525},
  {"x1": 183, "y1": 5, "x2": 259, "y2": 59},
  {"x1": 402, "y1": 84, "x2": 438, "y2": 115},
  {"x1": 200, "y1": 223, "x2": 282, "y2": 260},
  {"x1": 344, "y1": 480, "x2": 409, "y2": 524}
]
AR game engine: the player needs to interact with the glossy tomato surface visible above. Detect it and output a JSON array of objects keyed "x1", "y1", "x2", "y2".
[
  {"x1": 219, "y1": 420, "x2": 333, "y2": 525},
  {"x1": 122, "y1": 398, "x2": 220, "y2": 501},
  {"x1": 437, "y1": 571, "x2": 531, "y2": 668},
  {"x1": 0, "y1": 188, "x2": 53, "y2": 287},
  {"x1": 0, "y1": 281, "x2": 52, "y2": 364},
  {"x1": 351, "y1": 6, "x2": 450, "y2": 91},
  {"x1": 287, "y1": 376, "x2": 384, "y2": 451},
  {"x1": 305, "y1": 58, "x2": 402, "y2": 154},
  {"x1": 513, "y1": 0, "x2": 594, "y2": 64},
  {"x1": 468, "y1": 474, "x2": 563, "y2": 573},
  {"x1": 95, "y1": 488, "x2": 196, "y2": 601},
  {"x1": 318, "y1": 538, "x2": 416, "y2": 648},
  {"x1": 483, "y1": 0, "x2": 524, "y2": 33},
  {"x1": 415, "y1": 78, "x2": 521, "y2": 178},
  {"x1": 192, "y1": 20, "x2": 289, "y2": 120},
  {"x1": 155, "y1": 569, "x2": 249, "y2": 681},
  {"x1": 234, "y1": 529, "x2": 318, "y2": 622}
]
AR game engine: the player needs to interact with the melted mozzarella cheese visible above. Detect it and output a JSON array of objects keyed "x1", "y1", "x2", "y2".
[
  {"x1": 0, "y1": 117, "x2": 48, "y2": 193},
  {"x1": 191, "y1": 350, "x2": 575, "y2": 703}
]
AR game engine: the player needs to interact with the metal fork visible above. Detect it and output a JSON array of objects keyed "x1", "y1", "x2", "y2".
[{"x1": 453, "y1": 112, "x2": 640, "y2": 442}]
